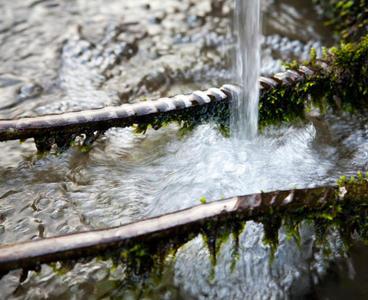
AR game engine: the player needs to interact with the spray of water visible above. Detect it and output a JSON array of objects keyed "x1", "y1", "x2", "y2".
[{"x1": 231, "y1": 0, "x2": 261, "y2": 140}]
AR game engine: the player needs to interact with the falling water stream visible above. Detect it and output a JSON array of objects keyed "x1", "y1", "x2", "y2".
[{"x1": 231, "y1": 0, "x2": 261, "y2": 139}]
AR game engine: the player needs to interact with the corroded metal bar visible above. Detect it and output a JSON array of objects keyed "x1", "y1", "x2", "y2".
[
  {"x1": 2, "y1": 180, "x2": 365, "y2": 275},
  {"x1": 0, "y1": 87, "x2": 228, "y2": 141},
  {"x1": 0, "y1": 66, "x2": 314, "y2": 144}
]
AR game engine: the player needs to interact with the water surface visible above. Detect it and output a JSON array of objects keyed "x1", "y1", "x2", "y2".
[{"x1": 0, "y1": 0, "x2": 366, "y2": 299}]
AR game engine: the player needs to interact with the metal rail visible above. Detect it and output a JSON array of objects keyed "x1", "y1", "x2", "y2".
[
  {"x1": 0, "y1": 65, "x2": 315, "y2": 149},
  {"x1": 0, "y1": 183, "x2": 336, "y2": 274}
]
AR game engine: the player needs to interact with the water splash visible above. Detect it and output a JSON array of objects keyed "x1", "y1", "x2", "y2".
[{"x1": 231, "y1": 0, "x2": 261, "y2": 140}]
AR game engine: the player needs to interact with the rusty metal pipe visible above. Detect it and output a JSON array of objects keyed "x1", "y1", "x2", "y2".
[
  {"x1": 0, "y1": 183, "x2": 339, "y2": 274},
  {"x1": 0, "y1": 66, "x2": 314, "y2": 144}
]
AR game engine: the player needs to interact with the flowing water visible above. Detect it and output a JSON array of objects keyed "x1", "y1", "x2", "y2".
[
  {"x1": 231, "y1": 0, "x2": 261, "y2": 139},
  {"x1": 0, "y1": 0, "x2": 367, "y2": 299}
]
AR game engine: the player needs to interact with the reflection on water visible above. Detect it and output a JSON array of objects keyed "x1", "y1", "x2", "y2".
[{"x1": 0, "y1": 0, "x2": 366, "y2": 299}]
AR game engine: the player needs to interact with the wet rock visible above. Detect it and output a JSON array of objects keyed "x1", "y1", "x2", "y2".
[
  {"x1": 0, "y1": 75, "x2": 23, "y2": 88},
  {"x1": 186, "y1": 15, "x2": 205, "y2": 28},
  {"x1": 147, "y1": 24, "x2": 162, "y2": 36},
  {"x1": 0, "y1": 75, "x2": 43, "y2": 110},
  {"x1": 148, "y1": 12, "x2": 166, "y2": 24},
  {"x1": 115, "y1": 41, "x2": 138, "y2": 60},
  {"x1": 210, "y1": 0, "x2": 226, "y2": 17},
  {"x1": 17, "y1": 82, "x2": 43, "y2": 100},
  {"x1": 62, "y1": 27, "x2": 138, "y2": 79},
  {"x1": 263, "y1": 34, "x2": 324, "y2": 62},
  {"x1": 173, "y1": 33, "x2": 191, "y2": 44},
  {"x1": 137, "y1": 68, "x2": 171, "y2": 94}
]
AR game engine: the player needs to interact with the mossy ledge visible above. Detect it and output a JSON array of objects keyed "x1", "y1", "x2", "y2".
[
  {"x1": 260, "y1": 34, "x2": 368, "y2": 129},
  {"x1": 0, "y1": 35, "x2": 367, "y2": 152},
  {"x1": 1, "y1": 174, "x2": 368, "y2": 283}
]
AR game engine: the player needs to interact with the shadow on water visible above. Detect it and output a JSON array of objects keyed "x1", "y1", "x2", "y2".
[{"x1": 308, "y1": 242, "x2": 368, "y2": 300}]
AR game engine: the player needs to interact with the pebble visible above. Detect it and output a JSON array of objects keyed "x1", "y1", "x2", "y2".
[{"x1": 17, "y1": 83, "x2": 43, "y2": 100}]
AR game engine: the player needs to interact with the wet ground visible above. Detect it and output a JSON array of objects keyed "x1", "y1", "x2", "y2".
[{"x1": 0, "y1": 0, "x2": 367, "y2": 299}]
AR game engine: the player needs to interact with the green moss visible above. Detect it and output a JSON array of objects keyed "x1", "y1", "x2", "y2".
[
  {"x1": 200, "y1": 196, "x2": 207, "y2": 204},
  {"x1": 50, "y1": 261, "x2": 73, "y2": 276},
  {"x1": 313, "y1": 0, "x2": 367, "y2": 41},
  {"x1": 230, "y1": 221, "x2": 245, "y2": 272},
  {"x1": 201, "y1": 221, "x2": 231, "y2": 267},
  {"x1": 260, "y1": 35, "x2": 368, "y2": 129},
  {"x1": 132, "y1": 99, "x2": 229, "y2": 140},
  {"x1": 284, "y1": 217, "x2": 302, "y2": 247}
]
